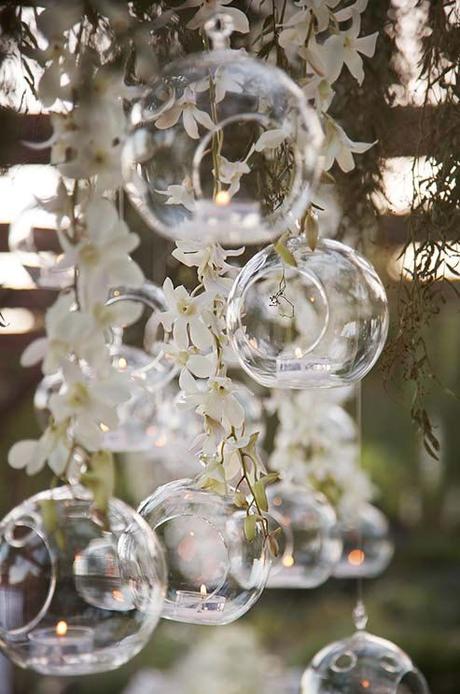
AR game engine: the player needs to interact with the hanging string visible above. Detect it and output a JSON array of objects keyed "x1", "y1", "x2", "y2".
[{"x1": 353, "y1": 380, "x2": 368, "y2": 632}]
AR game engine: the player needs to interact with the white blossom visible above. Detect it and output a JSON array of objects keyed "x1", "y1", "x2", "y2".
[
  {"x1": 177, "y1": 0, "x2": 249, "y2": 34},
  {"x1": 155, "y1": 86, "x2": 215, "y2": 140},
  {"x1": 322, "y1": 117, "x2": 376, "y2": 172},
  {"x1": 158, "y1": 277, "x2": 214, "y2": 351},
  {"x1": 178, "y1": 371, "x2": 244, "y2": 432},
  {"x1": 320, "y1": 10, "x2": 378, "y2": 85}
]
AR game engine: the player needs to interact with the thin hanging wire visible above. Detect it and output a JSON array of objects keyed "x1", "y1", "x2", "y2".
[{"x1": 352, "y1": 380, "x2": 368, "y2": 632}]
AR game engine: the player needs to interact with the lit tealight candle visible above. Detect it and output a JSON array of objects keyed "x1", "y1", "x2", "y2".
[
  {"x1": 173, "y1": 584, "x2": 226, "y2": 620},
  {"x1": 215, "y1": 190, "x2": 231, "y2": 206},
  {"x1": 348, "y1": 549, "x2": 365, "y2": 567},
  {"x1": 29, "y1": 620, "x2": 94, "y2": 664}
]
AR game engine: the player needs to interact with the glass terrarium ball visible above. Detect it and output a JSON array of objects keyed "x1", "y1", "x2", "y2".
[
  {"x1": 0, "y1": 486, "x2": 166, "y2": 676},
  {"x1": 106, "y1": 281, "x2": 178, "y2": 394},
  {"x1": 301, "y1": 630, "x2": 430, "y2": 693},
  {"x1": 138, "y1": 479, "x2": 270, "y2": 625},
  {"x1": 333, "y1": 503, "x2": 394, "y2": 579},
  {"x1": 226, "y1": 237, "x2": 389, "y2": 388},
  {"x1": 267, "y1": 482, "x2": 342, "y2": 589},
  {"x1": 123, "y1": 49, "x2": 323, "y2": 245}
]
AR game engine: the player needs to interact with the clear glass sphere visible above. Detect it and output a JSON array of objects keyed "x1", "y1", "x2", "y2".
[
  {"x1": 0, "y1": 486, "x2": 166, "y2": 676},
  {"x1": 301, "y1": 630, "x2": 430, "y2": 693},
  {"x1": 227, "y1": 237, "x2": 389, "y2": 388},
  {"x1": 266, "y1": 482, "x2": 342, "y2": 589},
  {"x1": 123, "y1": 49, "x2": 323, "y2": 245},
  {"x1": 9, "y1": 206, "x2": 74, "y2": 289},
  {"x1": 333, "y1": 503, "x2": 394, "y2": 579},
  {"x1": 138, "y1": 479, "x2": 270, "y2": 625},
  {"x1": 106, "y1": 282, "x2": 177, "y2": 394}
]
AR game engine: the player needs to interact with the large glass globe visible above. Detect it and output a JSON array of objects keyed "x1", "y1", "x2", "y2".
[
  {"x1": 301, "y1": 630, "x2": 430, "y2": 693},
  {"x1": 138, "y1": 479, "x2": 270, "y2": 625},
  {"x1": 0, "y1": 486, "x2": 166, "y2": 675},
  {"x1": 267, "y1": 481, "x2": 342, "y2": 589},
  {"x1": 123, "y1": 49, "x2": 323, "y2": 245},
  {"x1": 226, "y1": 237, "x2": 389, "y2": 388},
  {"x1": 333, "y1": 503, "x2": 394, "y2": 579}
]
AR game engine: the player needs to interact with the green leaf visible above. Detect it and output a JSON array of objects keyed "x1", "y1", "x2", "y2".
[
  {"x1": 260, "y1": 472, "x2": 280, "y2": 487},
  {"x1": 244, "y1": 514, "x2": 257, "y2": 542},
  {"x1": 39, "y1": 499, "x2": 65, "y2": 550},
  {"x1": 81, "y1": 450, "x2": 115, "y2": 514},
  {"x1": 274, "y1": 237, "x2": 297, "y2": 268},
  {"x1": 233, "y1": 490, "x2": 249, "y2": 509},
  {"x1": 253, "y1": 480, "x2": 268, "y2": 513}
]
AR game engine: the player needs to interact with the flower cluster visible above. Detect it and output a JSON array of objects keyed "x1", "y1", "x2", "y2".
[
  {"x1": 8, "y1": 10, "x2": 145, "y2": 505},
  {"x1": 267, "y1": 387, "x2": 374, "y2": 515}
]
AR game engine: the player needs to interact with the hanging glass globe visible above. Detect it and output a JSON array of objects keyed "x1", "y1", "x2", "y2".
[
  {"x1": 333, "y1": 503, "x2": 394, "y2": 579},
  {"x1": 138, "y1": 478, "x2": 270, "y2": 625},
  {"x1": 0, "y1": 486, "x2": 166, "y2": 675},
  {"x1": 226, "y1": 237, "x2": 389, "y2": 388},
  {"x1": 300, "y1": 630, "x2": 430, "y2": 693},
  {"x1": 122, "y1": 17, "x2": 323, "y2": 245},
  {"x1": 266, "y1": 481, "x2": 342, "y2": 589},
  {"x1": 105, "y1": 281, "x2": 177, "y2": 394},
  {"x1": 9, "y1": 205, "x2": 74, "y2": 290}
]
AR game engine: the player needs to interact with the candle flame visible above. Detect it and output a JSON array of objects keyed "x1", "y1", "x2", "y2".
[
  {"x1": 112, "y1": 589, "x2": 124, "y2": 603},
  {"x1": 215, "y1": 190, "x2": 231, "y2": 206},
  {"x1": 282, "y1": 554, "x2": 295, "y2": 568},
  {"x1": 200, "y1": 584, "x2": 207, "y2": 597},
  {"x1": 361, "y1": 680, "x2": 370, "y2": 689},
  {"x1": 56, "y1": 621, "x2": 68, "y2": 637},
  {"x1": 348, "y1": 549, "x2": 365, "y2": 567},
  {"x1": 118, "y1": 357, "x2": 127, "y2": 370}
]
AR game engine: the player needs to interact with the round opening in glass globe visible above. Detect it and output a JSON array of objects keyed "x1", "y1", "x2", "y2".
[
  {"x1": 267, "y1": 482, "x2": 342, "y2": 589},
  {"x1": 0, "y1": 486, "x2": 166, "y2": 676},
  {"x1": 138, "y1": 479, "x2": 270, "y2": 625},
  {"x1": 227, "y1": 237, "x2": 389, "y2": 388},
  {"x1": 123, "y1": 49, "x2": 323, "y2": 245},
  {"x1": 300, "y1": 631, "x2": 430, "y2": 693},
  {"x1": 333, "y1": 503, "x2": 394, "y2": 579}
]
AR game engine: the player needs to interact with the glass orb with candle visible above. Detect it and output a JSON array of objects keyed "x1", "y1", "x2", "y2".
[
  {"x1": 0, "y1": 485, "x2": 166, "y2": 675},
  {"x1": 333, "y1": 503, "x2": 394, "y2": 579},
  {"x1": 226, "y1": 237, "x2": 389, "y2": 389},
  {"x1": 266, "y1": 481, "x2": 342, "y2": 589},
  {"x1": 301, "y1": 630, "x2": 430, "y2": 693},
  {"x1": 138, "y1": 478, "x2": 270, "y2": 625},
  {"x1": 122, "y1": 44, "x2": 323, "y2": 245}
]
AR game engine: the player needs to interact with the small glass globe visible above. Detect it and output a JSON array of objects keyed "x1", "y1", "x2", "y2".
[
  {"x1": 0, "y1": 486, "x2": 166, "y2": 675},
  {"x1": 123, "y1": 49, "x2": 323, "y2": 245},
  {"x1": 266, "y1": 481, "x2": 342, "y2": 589},
  {"x1": 301, "y1": 630, "x2": 430, "y2": 693},
  {"x1": 226, "y1": 237, "x2": 389, "y2": 388},
  {"x1": 106, "y1": 282, "x2": 177, "y2": 394},
  {"x1": 138, "y1": 478, "x2": 270, "y2": 625},
  {"x1": 333, "y1": 503, "x2": 394, "y2": 579},
  {"x1": 9, "y1": 206, "x2": 73, "y2": 289}
]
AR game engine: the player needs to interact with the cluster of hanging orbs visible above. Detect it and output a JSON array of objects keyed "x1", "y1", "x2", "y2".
[{"x1": 3, "y1": 12, "x2": 429, "y2": 690}]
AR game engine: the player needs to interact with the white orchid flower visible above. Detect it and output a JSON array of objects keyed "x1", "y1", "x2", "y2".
[
  {"x1": 320, "y1": 10, "x2": 378, "y2": 85},
  {"x1": 20, "y1": 292, "x2": 107, "y2": 374},
  {"x1": 177, "y1": 0, "x2": 249, "y2": 34},
  {"x1": 8, "y1": 420, "x2": 72, "y2": 476},
  {"x1": 155, "y1": 86, "x2": 214, "y2": 140},
  {"x1": 156, "y1": 176, "x2": 196, "y2": 212},
  {"x1": 59, "y1": 197, "x2": 143, "y2": 304},
  {"x1": 178, "y1": 371, "x2": 245, "y2": 432},
  {"x1": 163, "y1": 342, "x2": 217, "y2": 380},
  {"x1": 195, "y1": 66, "x2": 245, "y2": 103},
  {"x1": 254, "y1": 120, "x2": 293, "y2": 153},
  {"x1": 296, "y1": 0, "x2": 341, "y2": 33},
  {"x1": 216, "y1": 156, "x2": 251, "y2": 197},
  {"x1": 158, "y1": 277, "x2": 214, "y2": 351},
  {"x1": 302, "y1": 75, "x2": 335, "y2": 112},
  {"x1": 172, "y1": 241, "x2": 242, "y2": 295},
  {"x1": 322, "y1": 117, "x2": 376, "y2": 172},
  {"x1": 48, "y1": 363, "x2": 132, "y2": 451}
]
